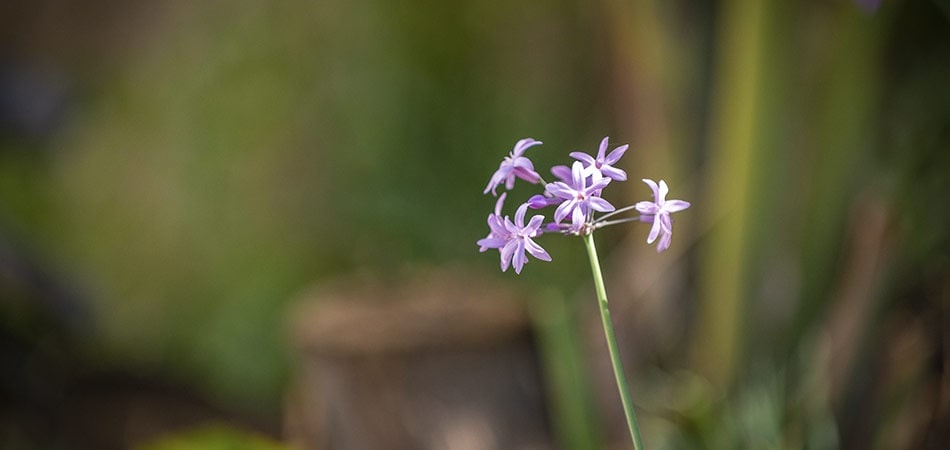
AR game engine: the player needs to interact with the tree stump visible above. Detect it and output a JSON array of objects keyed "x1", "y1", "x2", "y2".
[{"x1": 285, "y1": 268, "x2": 553, "y2": 450}]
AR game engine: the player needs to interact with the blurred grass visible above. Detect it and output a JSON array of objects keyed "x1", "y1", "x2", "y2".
[
  {"x1": 0, "y1": 0, "x2": 611, "y2": 411},
  {"x1": 532, "y1": 289, "x2": 604, "y2": 450},
  {"x1": 789, "y1": 1, "x2": 886, "y2": 353},
  {"x1": 0, "y1": 0, "x2": 947, "y2": 448},
  {"x1": 135, "y1": 425, "x2": 288, "y2": 450},
  {"x1": 694, "y1": 0, "x2": 770, "y2": 388}
]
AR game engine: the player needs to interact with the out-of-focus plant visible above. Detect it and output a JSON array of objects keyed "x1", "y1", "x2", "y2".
[{"x1": 135, "y1": 425, "x2": 288, "y2": 450}]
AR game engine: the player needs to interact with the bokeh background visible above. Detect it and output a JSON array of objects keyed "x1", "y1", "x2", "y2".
[{"x1": 0, "y1": 0, "x2": 948, "y2": 449}]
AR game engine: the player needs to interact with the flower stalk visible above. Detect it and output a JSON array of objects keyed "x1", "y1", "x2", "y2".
[{"x1": 583, "y1": 232, "x2": 644, "y2": 450}]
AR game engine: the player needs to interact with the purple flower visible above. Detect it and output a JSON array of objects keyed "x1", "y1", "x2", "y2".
[
  {"x1": 483, "y1": 138, "x2": 543, "y2": 196},
  {"x1": 544, "y1": 222, "x2": 572, "y2": 234},
  {"x1": 546, "y1": 161, "x2": 615, "y2": 232},
  {"x1": 634, "y1": 179, "x2": 690, "y2": 252},
  {"x1": 477, "y1": 202, "x2": 551, "y2": 273},
  {"x1": 527, "y1": 194, "x2": 560, "y2": 209},
  {"x1": 478, "y1": 193, "x2": 507, "y2": 252},
  {"x1": 550, "y1": 164, "x2": 572, "y2": 182},
  {"x1": 570, "y1": 136, "x2": 629, "y2": 182},
  {"x1": 526, "y1": 165, "x2": 574, "y2": 209}
]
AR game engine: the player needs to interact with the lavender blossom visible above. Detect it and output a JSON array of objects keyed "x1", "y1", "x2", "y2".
[
  {"x1": 635, "y1": 179, "x2": 690, "y2": 252},
  {"x1": 476, "y1": 202, "x2": 551, "y2": 273},
  {"x1": 483, "y1": 138, "x2": 543, "y2": 196},
  {"x1": 546, "y1": 161, "x2": 615, "y2": 232},
  {"x1": 544, "y1": 222, "x2": 572, "y2": 234},
  {"x1": 527, "y1": 165, "x2": 574, "y2": 209},
  {"x1": 478, "y1": 193, "x2": 507, "y2": 252},
  {"x1": 478, "y1": 136, "x2": 692, "y2": 273},
  {"x1": 570, "y1": 136, "x2": 629, "y2": 182},
  {"x1": 527, "y1": 194, "x2": 560, "y2": 209},
  {"x1": 550, "y1": 164, "x2": 572, "y2": 182}
]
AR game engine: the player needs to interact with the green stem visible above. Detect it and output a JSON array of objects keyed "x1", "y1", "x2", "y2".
[{"x1": 583, "y1": 232, "x2": 645, "y2": 450}]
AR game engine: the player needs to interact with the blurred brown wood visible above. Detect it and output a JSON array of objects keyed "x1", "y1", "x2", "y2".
[{"x1": 285, "y1": 268, "x2": 554, "y2": 450}]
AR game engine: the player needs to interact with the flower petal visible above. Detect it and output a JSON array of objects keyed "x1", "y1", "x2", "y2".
[
  {"x1": 571, "y1": 161, "x2": 586, "y2": 189},
  {"x1": 526, "y1": 215, "x2": 545, "y2": 234},
  {"x1": 571, "y1": 206, "x2": 586, "y2": 232},
  {"x1": 597, "y1": 136, "x2": 610, "y2": 160},
  {"x1": 600, "y1": 165, "x2": 627, "y2": 181},
  {"x1": 500, "y1": 240, "x2": 517, "y2": 272},
  {"x1": 642, "y1": 178, "x2": 660, "y2": 201},
  {"x1": 587, "y1": 177, "x2": 612, "y2": 194},
  {"x1": 550, "y1": 165, "x2": 572, "y2": 182},
  {"x1": 504, "y1": 216, "x2": 519, "y2": 234},
  {"x1": 513, "y1": 168, "x2": 541, "y2": 183},
  {"x1": 515, "y1": 203, "x2": 529, "y2": 228},
  {"x1": 510, "y1": 156, "x2": 534, "y2": 171},
  {"x1": 484, "y1": 166, "x2": 509, "y2": 195},
  {"x1": 588, "y1": 196, "x2": 615, "y2": 212},
  {"x1": 635, "y1": 201, "x2": 658, "y2": 214},
  {"x1": 512, "y1": 138, "x2": 542, "y2": 157},
  {"x1": 584, "y1": 165, "x2": 604, "y2": 181},
  {"x1": 647, "y1": 215, "x2": 662, "y2": 244},
  {"x1": 527, "y1": 194, "x2": 553, "y2": 209},
  {"x1": 657, "y1": 230, "x2": 672, "y2": 253},
  {"x1": 524, "y1": 238, "x2": 552, "y2": 261},
  {"x1": 512, "y1": 241, "x2": 527, "y2": 274},
  {"x1": 604, "y1": 144, "x2": 628, "y2": 165},
  {"x1": 477, "y1": 237, "x2": 506, "y2": 250},
  {"x1": 569, "y1": 152, "x2": 596, "y2": 166},
  {"x1": 554, "y1": 199, "x2": 574, "y2": 223},
  {"x1": 546, "y1": 182, "x2": 575, "y2": 199},
  {"x1": 488, "y1": 215, "x2": 507, "y2": 235},
  {"x1": 664, "y1": 199, "x2": 691, "y2": 213},
  {"x1": 504, "y1": 173, "x2": 517, "y2": 190},
  {"x1": 494, "y1": 192, "x2": 507, "y2": 215},
  {"x1": 545, "y1": 222, "x2": 565, "y2": 233},
  {"x1": 658, "y1": 180, "x2": 669, "y2": 203},
  {"x1": 660, "y1": 213, "x2": 673, "y2": 234}
]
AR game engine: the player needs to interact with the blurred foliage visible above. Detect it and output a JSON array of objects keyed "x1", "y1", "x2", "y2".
[
  {"x1": 135, "y1": 425, "x2": 288, "y2": 450},
  {"x1": 0, "y1": 0, "x2": 609, "y2": 410},
  {"x1": 0, "y1": 0, "x2": 947, "y2": 448}
]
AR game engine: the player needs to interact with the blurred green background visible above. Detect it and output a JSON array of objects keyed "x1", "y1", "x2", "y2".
[{"x1": 0, "y1": 0, "x2": 947, "y2": 448}]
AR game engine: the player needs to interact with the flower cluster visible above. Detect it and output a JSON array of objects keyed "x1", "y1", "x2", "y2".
[{"x1": 478, "y1": 137, "x2": 690, "y2": 273}]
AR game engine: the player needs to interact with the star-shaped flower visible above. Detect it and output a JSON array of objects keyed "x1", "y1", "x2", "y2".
[
  {"x1": 546, "y1": 161, "x2": 615, "y2": 232},
  {"x1": 483, "y1": 138, "x2": 543, "y2": 196},
  {"x1": 478, "y1": 193, "x2": 507, "y2": 253},
  {"x1": 477, "y1": 202, "x2": 551, "y2": 273},
  {"x1": 635, "y1": 179, "x2": 690, "y2": 252},
  {"x1": 527, "y1": 165, "x2": 574, "y2": 209},
  {"x1": 570, "y1": 136, "x2": 629, "y2": 182}
]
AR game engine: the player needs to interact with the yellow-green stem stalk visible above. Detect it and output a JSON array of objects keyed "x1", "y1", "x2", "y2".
[{"x1": 583, "y1": 232, "x2": 644, "y2": 450}]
